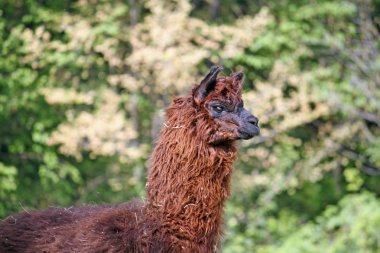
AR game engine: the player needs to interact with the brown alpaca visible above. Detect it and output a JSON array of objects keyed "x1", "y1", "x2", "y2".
[{"x1": 0, "y1": 66, "x2": 259, "y2": 253}]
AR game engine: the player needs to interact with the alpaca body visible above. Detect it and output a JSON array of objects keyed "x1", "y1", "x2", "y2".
[{"x1": 0, "y1": 66, "x2": 259, "y2": 253}]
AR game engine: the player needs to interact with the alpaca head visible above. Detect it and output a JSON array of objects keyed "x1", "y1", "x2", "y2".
[{"x1": 192, "y1": 66, "x2": 260, "y2": 145}]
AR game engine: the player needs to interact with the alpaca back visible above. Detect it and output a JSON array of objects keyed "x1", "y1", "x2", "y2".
[{"x1": 0, "y1": 201, "x2": 146, "y2": 253}]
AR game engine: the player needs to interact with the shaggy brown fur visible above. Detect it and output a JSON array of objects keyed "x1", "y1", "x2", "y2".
[{"x1": 0, "y1": 66, "x2": 259, "y2": 253}]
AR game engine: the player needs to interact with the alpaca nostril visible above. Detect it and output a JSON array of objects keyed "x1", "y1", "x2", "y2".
[{"x1": 248, "y1": 116, "x2": 259, "y2": 126}]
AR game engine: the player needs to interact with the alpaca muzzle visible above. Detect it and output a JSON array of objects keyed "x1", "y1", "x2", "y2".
[{"x1": 238, "y1": 109, "x2": 260, "y2": 139}]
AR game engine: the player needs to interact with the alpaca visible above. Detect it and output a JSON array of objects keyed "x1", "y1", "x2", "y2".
[{"x1": 0, "y1": 66, "x2": 259, "y2": 253}]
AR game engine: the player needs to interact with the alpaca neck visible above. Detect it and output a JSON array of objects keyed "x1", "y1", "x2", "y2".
[{"x1": 146, "y1": 97, "x2": 237, "y2": 244}]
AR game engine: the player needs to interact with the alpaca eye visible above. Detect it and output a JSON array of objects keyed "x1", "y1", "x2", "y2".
[{"x1": 212, "y1": 105, "x2": 224, "y2": 113}]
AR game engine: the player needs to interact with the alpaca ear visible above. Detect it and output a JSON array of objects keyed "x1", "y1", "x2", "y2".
[
  {"x1": 193, "y1": 65, "x2": 223, "y2": 104},
  {"x1": 231, "y1": 71, "x2": 244, "y2": 91}
]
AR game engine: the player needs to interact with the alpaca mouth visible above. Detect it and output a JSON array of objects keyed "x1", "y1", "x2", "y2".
[{"x1": 238, "y1": 125, "x2": 260, "y2": 140}]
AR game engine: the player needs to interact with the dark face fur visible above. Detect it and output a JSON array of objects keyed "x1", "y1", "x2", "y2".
[{"x1": 193, "y1": 66, "x2": 260, "y2": 145}]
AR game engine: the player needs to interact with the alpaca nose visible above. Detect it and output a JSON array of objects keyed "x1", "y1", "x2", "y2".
[
  {"x1": 238, "y1": 110, "x2": 260, "y2": 139},
  {"x1": 247, "y1": 115, "x2": 259, "y2": 126}
]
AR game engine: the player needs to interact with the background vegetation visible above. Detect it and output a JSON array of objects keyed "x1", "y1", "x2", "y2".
[{"x1": 0, "y1": 0, "x2": 379, "y2": 252}]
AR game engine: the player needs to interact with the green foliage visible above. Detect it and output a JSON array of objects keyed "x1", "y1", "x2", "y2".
[
  {"x1": 261, "y1": 192, "x2": 380, "y2": 253},
  {"x1": 0, "y1": 163, "x2": 17, "y2": 193}
]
